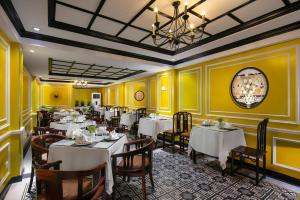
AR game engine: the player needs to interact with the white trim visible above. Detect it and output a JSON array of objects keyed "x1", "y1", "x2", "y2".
[
  {"x1": 205, "y1": 46, "x2": 299, "y2": 124},
  {"x1": 0, "y1": 35, "x2": 10, "y2": 131},
  {"x1": 272, "y1": 137, "x2": 300, "y2": 172},
  {"x1": 0, "y1": 143, "x2": 10, "y2": 188},
  {"x1": 178, "y1": 67, "x2": 202, "y2": 115},
  {"x1": 157, "y1": 72, "x2": 172, "y2": 113}
]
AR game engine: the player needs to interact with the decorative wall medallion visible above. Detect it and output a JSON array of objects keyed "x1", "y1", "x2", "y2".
[
  {"x1": 231, "y1": 67, "x2": 268, "y2": 109},
  {"x1": 134, "y1": 90, "x2": 144, "y2": 101}
]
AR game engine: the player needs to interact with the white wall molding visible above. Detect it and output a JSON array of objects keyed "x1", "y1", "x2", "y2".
[
  {"x1": 178, "y1": 67, "x2": 202, "y2": 115},
  {"x1": 272, "y1": 137, "x2": 300, "y2": 172},
  {"x1": 204, "y1": 46, "x2": 300, "y2": 125},
  {"x1": 0, "y1": 35, "x2": 10, "y2": 131},
  {"x1": 0, "y1": 143, "x2": 10, "y2": 188}
]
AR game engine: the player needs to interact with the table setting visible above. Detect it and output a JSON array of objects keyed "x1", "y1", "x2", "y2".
[
  {"x1": 50, "y1": 113, "x2": 96, "y2": 131},
  {"x1": 138, "y1": 113, "x2": 173, "y2": 140},
  {"x1": 48, "y1": 125, "x2": 128, "y2": 194},
  {"x1": 120, "y1": 111, "x2": 136, "y2": 129},
  {"x1": 188, "y1": 119, "x2": 246, "y2": 170}
]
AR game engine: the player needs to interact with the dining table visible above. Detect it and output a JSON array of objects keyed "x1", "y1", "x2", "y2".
[
  {"x1": 188, "y1": 125, "x2": 246, "y2": 170},
  {"x1": 120, "y1": 112, "x2": 136, "y2": 130},
  {"x1": 138, "y1": 116, "x2": 173, "y2": 140},
  {"x1": 49, "y1": 120, "x2": 96, "y2": 131},
  {"x1": 48, "y1": 134, "x2": 128, "y2": 194}
]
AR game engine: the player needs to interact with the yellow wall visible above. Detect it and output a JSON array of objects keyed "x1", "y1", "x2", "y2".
[
  {"x1": 103, "y1": 39, "x2": 300, "y2": 180},
  {"x1": 0, "y1": 32, "x2": 23, "y2": 192},
  {"x1": 40, "y1": 83, "x2": 101, "y2": 108}
]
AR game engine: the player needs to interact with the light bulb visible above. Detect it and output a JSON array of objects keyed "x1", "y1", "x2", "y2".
[
  {"x1": 154, "y1": 7, "x2": 158, "y2": 13},
  {"x1": 184, "y1": 0, "x2": 188, "y2": 6},
  {"x1": 190, "y1": 23, "x2": 195, "y2": 29},
  {"x1": 201, "y1": 10, "x2": 206, "y2": 16}
]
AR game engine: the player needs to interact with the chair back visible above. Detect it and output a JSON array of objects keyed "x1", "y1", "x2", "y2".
[
  {"x1": 113, "y1": 106, "x2": 120, "y2": 117},
  {"x1": 36, "y1": 163, "x2": 106, "y2": 200},
  {"x1": 257, "y1": 118, "x2": 269, "y2": 154},
  {"x1": 105, "y1": 105, "x2": 112, "y2": 111},
  {"x1": 37, "y1": 111, "x2": 49, "y2": 127},
  {"x1": 172, "y1": 112, "x2": 192, "y2": 134},
  {"x1": 136, "y1": 108, "x2": 147, "y2": 122},
  {"x1": 112, "y1": 138, "x2": 154, "y2": 173},
  {"x1": 119, "y1": 107, "x2": 129, "y2": 114}
]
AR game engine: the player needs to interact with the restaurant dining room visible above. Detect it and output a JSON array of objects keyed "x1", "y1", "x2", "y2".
[{"x1": 0, "y1": 0, "x2": 300, "y2": 199}]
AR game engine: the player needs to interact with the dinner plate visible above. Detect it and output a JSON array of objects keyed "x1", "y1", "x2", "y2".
[{"x1": 74, "y1": 142, "x2": 92, "y2": 146}]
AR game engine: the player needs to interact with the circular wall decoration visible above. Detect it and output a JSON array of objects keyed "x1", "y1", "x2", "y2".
[
  {"x1": 231, "y1": 67, "x2": 268, "y2": 109},
  {"x1": 134, "y1": 90, "x2": 144, "y2": 101},
  {"x1": 50, "y1": 91, "x2": 61, "y2": 101}
]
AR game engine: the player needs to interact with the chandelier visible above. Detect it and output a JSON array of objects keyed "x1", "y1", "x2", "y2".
[
  {"x1": 151, "y1": 0, "x2": 207, "y2": 50},
  {"x1": 74, "y1": 80, "x2": 88, "y2": 88}
]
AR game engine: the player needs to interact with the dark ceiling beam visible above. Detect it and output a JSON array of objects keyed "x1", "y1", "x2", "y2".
[
  {"x1": 176, "y1": 1, "x2": 300, "y2": 53},
  {"x1": 281, "y1": 0, "x2": 291, "y2": 6},
  {"x1": 174, "y1": 21, "x2": 300, "y2": 65},
  {"x1": 227, "y1": 13, "x2": 244, "y2": 24},
  {"x1": 87, "y1": 0, "x2": 106, "y2": 30},
  {"x1": 115, "y1": 0, "x2": 156, "y2": 37}
]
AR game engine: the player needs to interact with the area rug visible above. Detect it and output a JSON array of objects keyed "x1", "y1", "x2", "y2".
[{"x1": 23, "y1": 149, "x2": 297, "y2": 200}]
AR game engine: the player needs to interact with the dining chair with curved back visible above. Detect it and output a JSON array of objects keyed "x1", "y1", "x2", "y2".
[
  {"x1": 131, "y1": 108, "x2": 147, "y2": 138},
  {"x1": 28, "y1": 134, "x2": 66, "y2": 193},
  {"x1": 119, "y1": 106, "x2": 129, "y2": 114},
  {"x1": 36, "y1": 163, "x2": 106, "y2": 200},
  {"x1": 111, "y1": 138, "x2": 155, "y2": 200},
  {"x1": 37, "y1": 111, "x2": 49, "y2": 127},
  {"x1": 162, "y1": 112, "x2": 192, "y2": 153},
  {"x1": 179, "y1": 112, "x2": 193, "y2": 152},
  {"x1": 104, "y1": 105, "x2": 112, "y2": 111},
  {"x1": 231, "y1": 118, "x2": 269, "y2": 185}
]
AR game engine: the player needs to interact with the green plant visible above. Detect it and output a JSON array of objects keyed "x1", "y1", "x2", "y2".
[
  {"x1": 87, "y1": 125, "x2": 96, "y2": 134},
  {"x1": 217, "y1": 118, "x2": 224, "y2": 123},
  {"x1": 80, "y1": 101, "x2": 85, "y2": 107},
  {"x1": 87, "y1": 101, "x2": 91, "y2": 106},
  {"x1": 75, "y1": 100, "x2": 79, "y2": 107}
]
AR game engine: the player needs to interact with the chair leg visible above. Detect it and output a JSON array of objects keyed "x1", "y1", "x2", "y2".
[
  {"x1": 172, "y1": 135, "x2": 175, "y2": 153},
  {"x1": 263, "y1": 155, "x2": 266, "y2": 179},
  {"x1": 256, "y1": 157, "x2": 259, "y2": 185},
  {"x1": 149, "y1": 170, "x2": 155, "y2": 189},
  {"x1": 27, "y1": 166, "x2": 34, "y2": 193},
  {"x1": 193, "y1": 149, "x2": 196, "y2": 164},
  {"x1": 231, "y1": 151, "x2": 235, "y2": 176},
  {"x1": 141, "y1": 175, "x2": 147, "y2": 200},
  {"x1": 162, "y1": 133, "x2": 165, "y2": 149}
]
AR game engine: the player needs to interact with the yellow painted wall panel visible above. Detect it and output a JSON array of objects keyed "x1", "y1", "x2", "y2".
[
  {"x1": 275, "y1": 139, "x2": 300, "y2": 171},
  {"x1": 149, "y1": 78, "x2": 157, "y2": 111},
  {"x1": 42, "y1": 85, "x2": 71, "y2": 107}
]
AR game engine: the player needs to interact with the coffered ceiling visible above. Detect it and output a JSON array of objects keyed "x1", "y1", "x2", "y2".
[{"x1": 0, "y1": 0, "x2": 300, "y2": 84}]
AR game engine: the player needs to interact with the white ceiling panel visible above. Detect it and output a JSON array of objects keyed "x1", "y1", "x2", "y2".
[
  {"x1": 132, "y1": 10, "x2": 169, "y2": 31},
  {"x1": 141, "y1": 36, "x2": 156, "y2": 46},
  {"x1": 59, "y1": 0, "x2": 100, "y2": 12},
  {"x1": 91, "y1": 17, "x2": 124, "y2": 35},
  {"x1": 193, "y1": 0, "x2": 248, "y2": 20},
  {"x1": 233, "y1": 0, "x2": 285, "y2": 22},
  {"x1": 101, "y1": 0, "x2": 150, "y2": 23},
  {"x1": 119, "y1": 27, "x2": 149, "y2": 42},
  {"x1": 56, "y1": 4, "x2": 92, "y2": 28},
  {"x1": 151, "y1": 0, "x2": 200, "y2": 16},
  {"x1": 205, "y1": 16, "x2": 239, "y2": 35},
  {"x1": 73, "y1": 63, "x2": 91, "y2": 69}
]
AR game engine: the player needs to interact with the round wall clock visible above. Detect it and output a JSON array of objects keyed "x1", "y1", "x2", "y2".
[
  {"x1": 134, "y1": 90, "x2": 144, "y2": 101},
  {"x1": 230, "y1": 67, "x2": 268, "y2": 109}
]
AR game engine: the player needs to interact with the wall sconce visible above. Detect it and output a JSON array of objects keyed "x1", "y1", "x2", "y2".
[{"x1": 161, "y1": 85, "x2": 167, "y2": 91}]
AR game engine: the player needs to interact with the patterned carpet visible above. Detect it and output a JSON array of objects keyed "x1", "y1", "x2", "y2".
[{"x1": 24, "y1": 149, "x2": 296, "y2": 200}]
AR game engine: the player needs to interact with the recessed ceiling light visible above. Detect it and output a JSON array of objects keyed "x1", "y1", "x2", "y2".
[
  {"x1": 29, "y1": 49, "x2": 35, "y2": 53},
  {"x1": 33, "y1": 27, "x2": 40, "y2": 31}
]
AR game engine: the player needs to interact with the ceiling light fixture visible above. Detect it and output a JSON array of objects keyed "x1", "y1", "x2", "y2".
[
  {"x1": 152, "y1": 1, "x2": 207, "y2": 50},
  {"x1": 29, "y1": 49, "x2": 35, "y2": 53},
  {"x1": 74, "y1": 80, "x2": 88, "y2": 88},
  {"x1": 33, "y1": 27, "x2": 40, "y2": 31}
]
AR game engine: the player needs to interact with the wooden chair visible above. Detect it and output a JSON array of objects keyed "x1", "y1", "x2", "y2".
[
  {"x1": 161, "y1": 112, "x2": 192, "y2": 153},
  {"x1": 104, "y1": 105, "x2": 112, "y2": 111},
  {"x1": 119, "y1": 106, "x2": 129, "y2": 114},
  {"x1": 231, "y1": 118, "x2": 269, "y2": 185},
  {"x1": 131, "y1": 108, "x2": 147, "y2": 138},
  {"x1": 34, "y1": 127, "x2": 66, "y2": 136},
  {"x1": 37, "y1": 111, "x2": 50, "y2": 127},
  {"x1": 111, "y1": 138, "x2": 155, "y2": 200},
  {"x1": 37, "y1": 163, "x2": 106, "y2": 200},
  {"x1": 28, "y1": 134, "x2": 66, "y2": 193},
  {"x1": 179, "y1": 112, "x2": 192, "y2": 152}
]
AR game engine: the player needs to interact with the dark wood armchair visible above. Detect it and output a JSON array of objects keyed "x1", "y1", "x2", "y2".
[
  {"x1": 28, "y1": 134, "x2": 66, "y2": 193},
  {"x1": 111, "y1": 138, "x2": 155, "y2": 200},
  {"x1": 231, "y1": 118, "x2": 269, "y2": 185},
  {"x1": 131, "y1": 108, "x2": 147, "y2": 138},
  {"x1": 36, "y1": 163, "x2": 106, "y2": 200},
  {"x1": 162, "y1": 112, "x2": 192, "y2": 153}
]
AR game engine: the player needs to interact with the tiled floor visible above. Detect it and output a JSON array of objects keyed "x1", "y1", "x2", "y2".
[{"x1": 4, "y1": 148, "x2": 300, "y2": 200}]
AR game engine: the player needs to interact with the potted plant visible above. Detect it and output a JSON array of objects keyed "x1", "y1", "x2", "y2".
[
  {"x1": 217, "y1": 118, "x2": 225, "y2": 128},
  {"x1": 80, "y1": 101, "x2": 85, "y2": 107}
]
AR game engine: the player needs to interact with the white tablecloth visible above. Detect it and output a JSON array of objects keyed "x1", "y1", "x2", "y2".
[
  {"x1": 105, "y1": 110, "x2": 115, "y2": 121},
  {"x1": 48, "y1": 135, "x2": 128, "y2": 194},
  {"x1": 138, "y1": 117, "x2": 173, "y2": 140},
  {"x1": 50, "y1": 120, "x2": 96, "y2": 131},
  {"x1": 188, "y1": 125, "x2": 246, "y2": 169},
  {"x1": 120, "y1": 113, "x2": 136, "y2": 129}
]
